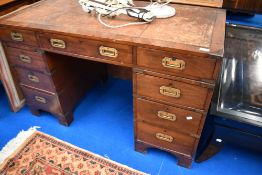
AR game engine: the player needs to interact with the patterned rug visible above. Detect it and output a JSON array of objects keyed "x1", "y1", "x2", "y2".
[{"x1": 0, "y1": 130, "x2": 147, "y2": 175}]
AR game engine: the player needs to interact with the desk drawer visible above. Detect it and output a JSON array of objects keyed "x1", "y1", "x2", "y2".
[
  {"x1": 136, "y1": 74, "x2": 209, "y2": 110},
  {"x1": 0, "y1": 27, "x2": 37, "y2": 46},
  {"x1": 137, "y1": 47, "x2": 217, "y2": 80},
  {"x1": 4, "y1": 47, "x2": 51, "y2": 72},
  {"x1": 136, "y1": 98, "x2": 203, "y2": 135},
  {"x1": 21, "y1": 85, "x2": 62, "y2": 114},
  {"x1": 16, "y1": 67, "x2": 56, "y2": 92},
  {"x1": 136, "y1": 122, "x2": 195, "y2": 156},
  {"x1": 38, "y1": 33, "x2": 132, "y2": 64}
]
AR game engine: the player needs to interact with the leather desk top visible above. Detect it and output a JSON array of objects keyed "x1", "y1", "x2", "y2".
[{"x1": 0, "y1": 0, "x2": 226, "y2": 57}]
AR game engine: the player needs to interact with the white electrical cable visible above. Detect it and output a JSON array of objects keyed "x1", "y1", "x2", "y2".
[
  {"x1": 80, "y1": 0, "x2": 174, "y2": 28},
  {"x1": 98, "y1": 13, "x2": 149, "y2": 28}
]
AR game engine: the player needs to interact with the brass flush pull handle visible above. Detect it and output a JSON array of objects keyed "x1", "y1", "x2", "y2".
[
  {"x1": 28, "y1": 75, "x2": 39, "y2": 83},
  {"x1": 156, "y1": 133, "x2": 173, "y2": 143},
  {"x1": 162, "y1": 57, "x2": 185, "y2": 70},
  {"x1": 99, "y1": 46, "x2": 118, "y2": 58},
  {"x1": 160, "y1": 86, "x2": 181, "y2": 98},
  {"x1": 11, "y1": 32, "x2": 23, "y2": 42},
  {"x1": 19, "y1": 54, "x2": 32, "y2": 63},
  {"x1": 50, "y1": 38, "x2": 66, "y2": 49},
  {"x1": 35, "y1": 96, "x2": 46, "y2": 103},
  {"x1": 157, "y1": 111, "x2": 176, "y2": 121}
]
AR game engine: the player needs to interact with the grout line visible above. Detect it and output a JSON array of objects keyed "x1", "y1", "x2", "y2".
[{"x1": 157, "y1": 159, "x2": 164, "y2": 175}]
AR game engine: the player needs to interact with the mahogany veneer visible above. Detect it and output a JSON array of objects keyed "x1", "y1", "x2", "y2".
[{"x1": 0, "y1": 0, "x2": 226, "y2": 168}]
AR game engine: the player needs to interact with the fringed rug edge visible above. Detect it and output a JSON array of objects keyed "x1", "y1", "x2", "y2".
[
  {"x1": 0, "y1": 126, "x2": 40, "y2": 168},
  {"x1": 0, "y1": 128, "x2": 149, "y2": 175}
]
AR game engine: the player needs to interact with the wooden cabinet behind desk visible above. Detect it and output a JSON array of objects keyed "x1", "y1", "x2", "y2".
[
  {"x1": 0, "y1": 0, "x2": 226, "y2": 168},
  {"x1": 223, "y1": 0, "x2": 262, "y2": 14}
]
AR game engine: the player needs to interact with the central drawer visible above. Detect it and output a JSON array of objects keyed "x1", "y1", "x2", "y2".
[
  {"x1": 135, "y1": 73, "x2": 209, "y2": 110},
  {"x1": 37, "y1": 33, "x2": 133, "y2": 64}
]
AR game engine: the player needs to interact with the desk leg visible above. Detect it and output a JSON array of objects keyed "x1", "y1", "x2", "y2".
[
  {"x1": 30, "y1": 108, "x2": 40, "y2": 116},
  {"x1": 177, "y1": 156, "x2": 192, "y2": 168},
  {"x1": 135, "y1": 141, "x2": 148, "y2": 153},
  {"x1": 58, "y1": 113, "x2": 73, "y2": 126},
  {"x1": 135, "y1": 141, "x2": 192, "y2": 168}
]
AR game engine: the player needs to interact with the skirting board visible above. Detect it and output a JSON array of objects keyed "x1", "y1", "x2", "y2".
[{"x1": 0, "y1": 41, "x2": 25, "y2": 112}]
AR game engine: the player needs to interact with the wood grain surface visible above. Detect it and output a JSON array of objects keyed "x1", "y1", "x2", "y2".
[{"x1": 0, "y1": 0, "x2": 225, "y2": 56}]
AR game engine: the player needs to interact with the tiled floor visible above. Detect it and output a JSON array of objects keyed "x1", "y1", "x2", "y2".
[{"x1": 0, "y1": 78, "x2": 261, "y2": 175}]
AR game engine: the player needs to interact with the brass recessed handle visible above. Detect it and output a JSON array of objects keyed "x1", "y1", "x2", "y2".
[
  {"x1": 28, "y1": 75, "x2": 39, "y2": 83},
  {"x1": 19, "y1": 54, "x2": 31, "y2": 63},
  {"x1": 162, "y1": 57, "x2": 185, "y2": 70},
  {"x1": 50, "y1": 38, "x2": 66, "y2": 49},
  {"x1": 157, "y1": 111, "x2": 176, "y2": 121},
  {"x1": 160, "y1": 86, "x2": 181, "y2": 98},
  {"x1": 35, "y1": 96, "x2": 46, "y2": 103},
  {"x1": 156, "y1": 133, "x2": 173, "y2": 143},
  {"x1": 11, "y1": 32, "x2": 23, "y2": 42},
  {"x1": 99, "y1": 46, "x2": 118, "y2": 58}
]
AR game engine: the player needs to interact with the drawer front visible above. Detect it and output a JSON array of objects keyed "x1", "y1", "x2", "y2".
[
  {"x1": 21, "y1": 85, "x2": 62, "y2": 114},
  {"x1": 38, "y1": 33, "x2": 132, "y2": 64},
  {"x1": 136, "y1": 98, "x2": 203, "y2": 135},
  {"x1": 136, "y1": 122, "x2": 195, "y2": 156},
  {"x1": 137, "y1": 47, "x2": 217, "y2": 80},
  {"x1": 136, "y1": 74, "x2": 209, "y2": 110},
  {"x1": 16, "y1": 67, "x2": 56, "y2": 92},
  {"x1": 4, "y1": 47, "x2": 49, "y2": 72},
  {"x1": 0, "y1": 27, "x2": 37, "y2": 46}
]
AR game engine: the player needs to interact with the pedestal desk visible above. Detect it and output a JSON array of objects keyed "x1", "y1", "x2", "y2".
[{"x1": 0, "y1": 0, "x2": 226, "y2": 168}]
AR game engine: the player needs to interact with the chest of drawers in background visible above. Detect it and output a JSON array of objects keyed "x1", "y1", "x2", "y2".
[{"x1": 0, "y1": 0, "x2": 226, "y2": 168}]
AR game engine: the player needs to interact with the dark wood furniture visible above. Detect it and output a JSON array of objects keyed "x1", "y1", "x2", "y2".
[
  {"x1": 0, "y1": 0, "x2": 38, "y2": 16},
  {"x1": 0, "y1": 0, "x2": 226, "y2": 168},
  {"x1": 196, "y1": 24, "x2": 262, "y2": 162},
  {"x1": 168, "y1": 0, "x2": 223, "y2": 7},
  {"x1": 0, "y1": 0, "x2": 39, "y2": 112},
  {"x1": 223, "y1": 0, "x2": 262, "y2": 14}
]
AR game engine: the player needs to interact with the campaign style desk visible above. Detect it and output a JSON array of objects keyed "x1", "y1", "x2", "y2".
[{"x1": 0, "y1": 0, "x2": 225, "y2": 168}]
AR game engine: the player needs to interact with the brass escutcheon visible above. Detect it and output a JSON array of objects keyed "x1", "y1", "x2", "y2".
[
  {"x1": 157, "y1": 111, "x2": 176, "y2": 121},
  {"x1": 50, "y1": 38, "x2": 66, "y2": 49},
  {"x1": 35, "y1": 96, "x2": 46, "y2": 103},
  {"x1": 162, "y1": 57, "x2": 185, "y2": 70},
  {"x1": 99, "y1": 46, "x2": 118, "y2": 58},
  {"x1": 155, "y1": 133, "x2": 173, "y2": 143},
  {"x1": 19, "y1": 54, "x2": 31, "y2": 63},
  {"x1": 28, "y1": 75, "x2": 39, "y2": 83},
  {"x1": 160, "y1": 86, "x2": 181, "y2": 98},
  {"x1": 11, "y1": 32, "x2": 23, "y2": 42},
  {"x1": 190, "y1": 133, "x2": 200, "y2": 139}
]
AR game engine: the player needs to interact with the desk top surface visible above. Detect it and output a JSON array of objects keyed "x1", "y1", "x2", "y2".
[{"x1": 0, "y1": 0, "x2": 226, "y2": 57}]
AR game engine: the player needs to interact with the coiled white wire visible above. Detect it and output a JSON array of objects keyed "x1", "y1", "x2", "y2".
[{"x1": 97, "y1": 0, "x2": 171, "y2": 28}]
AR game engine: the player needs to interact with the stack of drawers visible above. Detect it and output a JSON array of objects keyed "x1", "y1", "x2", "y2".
[
  {"x1": 0, "y1": 27, "x2": 105, "y2": 126},
  {"x1": 133, "y1": 47, "x2": 220, "y2": 167},
  {"x1": 0, "y1": 0, "x2": 225, "y2": 169}
]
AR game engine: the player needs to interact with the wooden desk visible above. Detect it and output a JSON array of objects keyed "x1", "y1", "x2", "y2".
[{"x1": 0, "y1": 0, "x2": 225, "y2": 168}]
